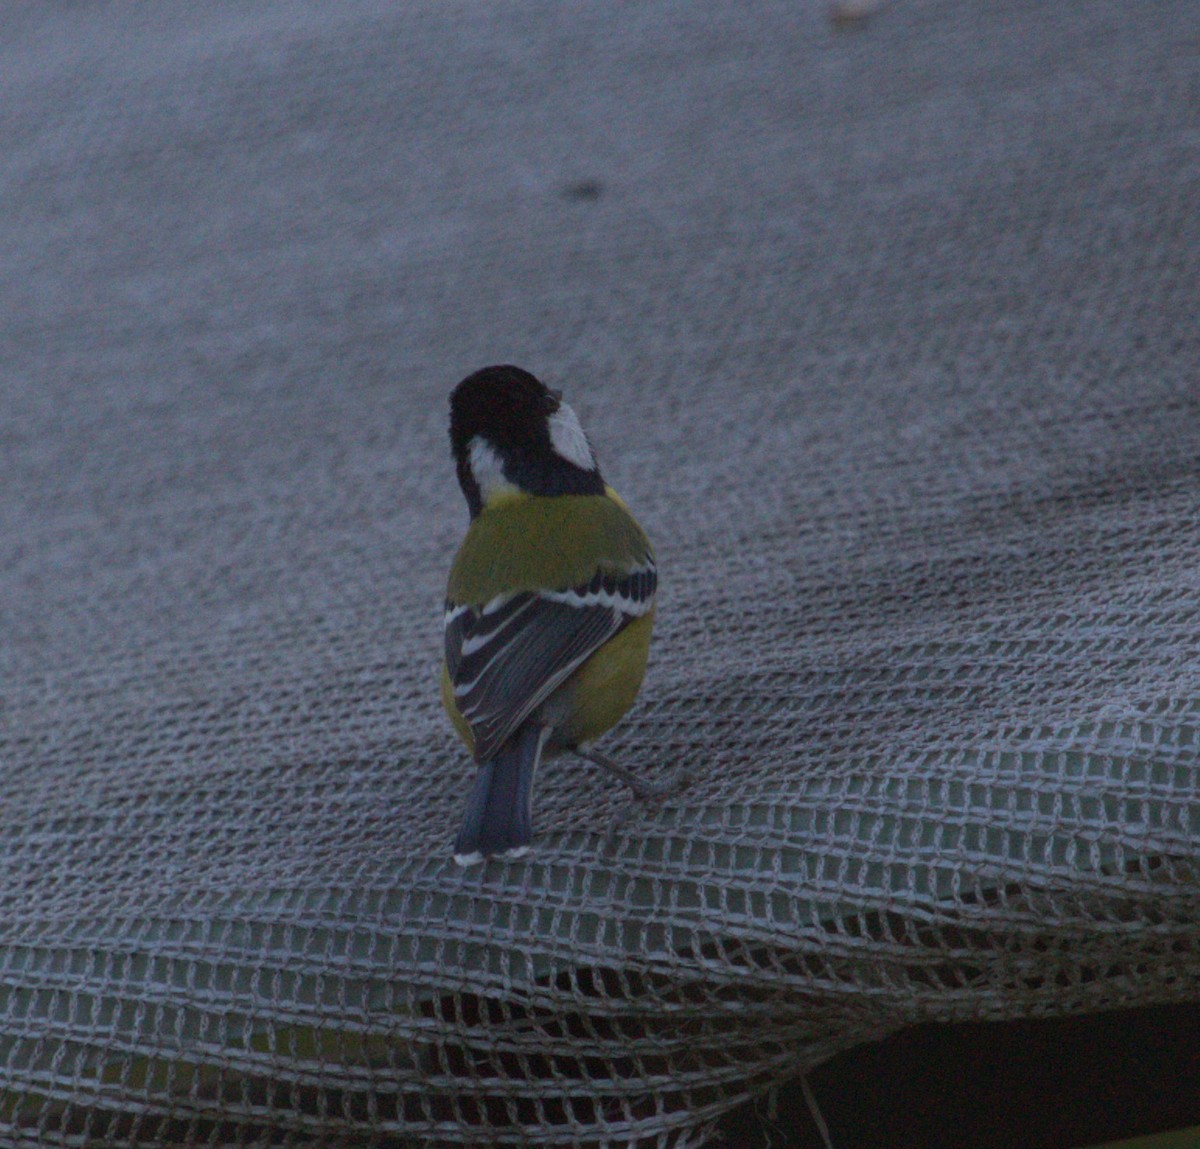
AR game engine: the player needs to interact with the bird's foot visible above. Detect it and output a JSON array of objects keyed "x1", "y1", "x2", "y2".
[
  {"x1": 571, "y1": 746, "x2": 692, "y2": 802},
  {"x1": 570, "y1": 747, "x2": 692, "y2": 858}
]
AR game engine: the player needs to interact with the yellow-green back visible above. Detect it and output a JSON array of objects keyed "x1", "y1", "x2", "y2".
[{"x1": 447, "y1": 492, "x2": 652, "y2": 604}]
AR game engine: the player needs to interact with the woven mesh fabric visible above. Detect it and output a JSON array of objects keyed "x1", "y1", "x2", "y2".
[{"x1": 2, "y1": 1, "x2": 1198, "y2": 1145}]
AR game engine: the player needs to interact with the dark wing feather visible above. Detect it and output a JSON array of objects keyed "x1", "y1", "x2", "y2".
[
  {"x1": 446, "y1": 594, "x2": 622, "y2": 762},
  {"x1": 444, "y1": 561, "x2": 656, "y2": 762}
]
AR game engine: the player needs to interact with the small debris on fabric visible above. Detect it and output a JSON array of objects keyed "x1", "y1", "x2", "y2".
[{"x1": 828, "y1": 0, "x2": 884, "y2": 27}]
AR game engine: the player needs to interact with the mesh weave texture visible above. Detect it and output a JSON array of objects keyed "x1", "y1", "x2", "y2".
[{"x1": 2, "y1": 1, "x2": 1198, "y2": 1145}]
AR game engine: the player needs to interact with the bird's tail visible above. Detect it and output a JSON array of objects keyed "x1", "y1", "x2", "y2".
[{"x1": 453, "y1": 723, "x2": 548, "y2": 865}]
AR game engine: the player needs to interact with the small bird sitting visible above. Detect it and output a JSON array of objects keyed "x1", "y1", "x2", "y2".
[{"x1": 441, "y1": 365, "x2": 673, "y2": 864}]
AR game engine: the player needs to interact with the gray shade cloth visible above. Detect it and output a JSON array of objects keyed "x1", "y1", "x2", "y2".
[{"x1": 2, "y1": 1, "x2": 1198, "y2": 1145}]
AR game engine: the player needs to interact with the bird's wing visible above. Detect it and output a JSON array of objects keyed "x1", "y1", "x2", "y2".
[{"x1": 445, "y1": 562, "x2": 656, "y2": 762}]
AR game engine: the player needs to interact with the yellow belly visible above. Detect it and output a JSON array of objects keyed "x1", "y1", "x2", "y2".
[
  {"x1": 440, "y1": 608, "x2": 654, "y2": 759},
  {"x1": 555, "y1": 609, "x2": 654, "y2": 748}
]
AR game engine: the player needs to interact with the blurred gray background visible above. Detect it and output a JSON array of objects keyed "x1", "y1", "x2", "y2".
[{"x1": 5, "y1": 0, "x2": 1196, "y2": 789}]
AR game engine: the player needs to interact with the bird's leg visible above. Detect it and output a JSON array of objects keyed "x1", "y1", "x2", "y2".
[
  {"x1": 571, "y1": 746, "x2": 691, "y2": 801},
  {"x1": 600, "y1": 803, "x2": 635, "y2": 859},
  {"x1": 571, "y1": 747, "x2": 692, "y2": 858}
]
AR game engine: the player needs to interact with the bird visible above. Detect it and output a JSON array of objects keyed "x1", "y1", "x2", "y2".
[{"x1": 441, "y1": 364, "x2": 664, "y2": 865}]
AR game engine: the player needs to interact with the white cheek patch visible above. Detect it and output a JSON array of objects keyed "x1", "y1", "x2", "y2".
[
  {"x1": 547, "y1": 403, "x2": 596, "y2": 471},
  {"x1": 468, "y1": 437, "x2": 520, "y2": 503}
]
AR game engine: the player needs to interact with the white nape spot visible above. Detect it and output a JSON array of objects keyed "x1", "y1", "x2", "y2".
[
  {"x1": 547, "y1": 403, "x2": 596, "y2": 471},
  {"x1": 468, "y1": 437, "x2": 520, "y2": 503}
]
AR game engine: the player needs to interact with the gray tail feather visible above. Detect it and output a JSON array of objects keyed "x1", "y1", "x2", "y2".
[{"x1": 453, "y1": 723, "x2": 547, "y2": 864}]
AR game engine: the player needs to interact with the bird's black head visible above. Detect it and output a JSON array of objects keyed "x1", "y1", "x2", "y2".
[{"x1": 449, "y1": 365, "x2": 603, "y2": 518}]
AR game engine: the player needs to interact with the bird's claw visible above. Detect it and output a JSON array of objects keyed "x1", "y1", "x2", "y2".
[{"x1": 600, "y1": 766, "x2": 692, "y2": 857}]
